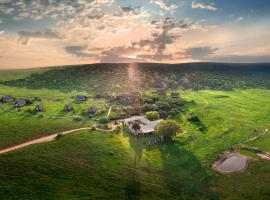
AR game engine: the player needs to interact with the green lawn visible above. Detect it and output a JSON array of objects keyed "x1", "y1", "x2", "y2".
[
  {"x1": 0, "y1": 85, "x2": 108, "y2": 148},
  {"x1": 0, "y1": 130, "x2": 218, "y2": 200},
  {"x1": 180, "y1": 89, "x2": 270, "y2": 165}
]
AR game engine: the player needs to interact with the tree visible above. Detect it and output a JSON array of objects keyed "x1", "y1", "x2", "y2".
[
  {"x1": 157, "y1": 120, "x2": 181, "y2": 141},
  {"x1": 146, "y1": 111, "x2": 160, "y2": 121},
  {"x1": 132, "y1": 122, "x2": 141, "y2": 133}
]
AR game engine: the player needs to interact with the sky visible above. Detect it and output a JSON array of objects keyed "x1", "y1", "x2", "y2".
[{"x1": 0, "y1": 0, "x2": 270, "y2": 69}]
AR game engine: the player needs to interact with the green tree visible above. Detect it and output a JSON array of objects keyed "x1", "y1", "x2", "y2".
[
  {"x1": 132, "y1": 123, "x2": 141, "y2": 133},
  {"x1": 146, "y1": 111, "x2": 160, "y2": 121},
  {"x1": 157, "y1": 120, "x2": 181, "y2": 141}
]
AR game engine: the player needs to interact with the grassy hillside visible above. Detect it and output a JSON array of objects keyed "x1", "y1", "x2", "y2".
[
  {"x1": 0, "y1": 85, "x2": 107, "y2": 148},
  {"x1": 0, "y1": 63, "x2": 270, "y2": 199},
  {"x1": 0, "y1": 130, "x2": 218, "y2": 200}
]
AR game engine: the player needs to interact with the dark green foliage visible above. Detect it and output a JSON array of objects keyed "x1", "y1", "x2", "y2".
[
  {"x1": 73, "y1": 116, "x2": 82, "y2": 121},
  {"x1": 188, "y1": 114, "x2": 207, "y2": 133},
  {"x1": 145, "y1": 111, "x2": 160, "y2": 121},
  {"x1": 132, "y1": 123, "x2": 141, "y2": 132},
  {"x1": 55, "y1": 133, "x2": 63, "y2": 140},
  {"x1": 3, "y1": 63, "x2": 270, "y2": 96},
  {"x1": 188, "y1": 114, "x2": 200, "y2": 123},
  {"x1": 141, "y1": 104, "x2": 153, "y2": 112},
  {"x1": 157, "y1": 120, "x2": 181, "y2": 140},
  {"x1": 98, "y1": 117, "x2": 108, "y2": 124}
]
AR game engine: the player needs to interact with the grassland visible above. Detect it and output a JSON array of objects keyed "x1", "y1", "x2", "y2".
[
  {"x1": 0, "y1": 130, "x2": 219, "y2": 200},
  {"x1": 0, "y1": 85, "x2": 108, "y2": 149},
  {"x1": 0, "y1": 63, "x2": 270, "y2": 200}
]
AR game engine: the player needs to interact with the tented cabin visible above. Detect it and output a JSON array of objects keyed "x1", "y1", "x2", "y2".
[
  {"x1": 15, "y1": 99, "x2": 27, "y2": 107},
  {"x1": 35, "y1": 103, "x2": 44, "y2": 112},
  {"x1": 76, "y1": 95, "x2": 88, "y2": 101},
  {"x1": 1, "y1": 96, "x2": 14, "y2": 103}
]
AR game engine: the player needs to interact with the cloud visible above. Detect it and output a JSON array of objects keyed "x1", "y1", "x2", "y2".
[
  {"x1": 0, "y1": 0, "x2": 12, "y2": 3},
  {"x1": 191, "y1": 2, "x2": 217, "y2": 11},
  {"x1": 236, "y1": 16, "x2": 245, "y2": 22},
  {"x1": 100, "y1": 17, "x2": 203, "y2": 62},
  {"x1": 18, "y1": 29, "x2": 61, "y2": 45},
  {"x1": 65, "y1": 45, "x2": 97, "y2": 58},
  {"x1": 151, "y1": 0, "x2": 178, "y2": 11},
  {"x1": 0, "y1": 5, "x2": 14, "y2": 14},
  {"x1": 3, "y1": 0, "x2": 115, "y2": 21},
  {"x1": 186, "y1": 46, "x2": 218, "y2": 59},
  {"x1": 119, "y1": 6, "x2": 143, "y2": 15}
]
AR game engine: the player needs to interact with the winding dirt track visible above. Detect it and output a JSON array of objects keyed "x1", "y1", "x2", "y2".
[{"x1": 0, "y1": 124, "x2": 117, "y2": 155}]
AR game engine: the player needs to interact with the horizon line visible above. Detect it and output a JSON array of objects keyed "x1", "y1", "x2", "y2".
[{"x1": 1, "y1": 61, "x2": 270, "y2": 71}]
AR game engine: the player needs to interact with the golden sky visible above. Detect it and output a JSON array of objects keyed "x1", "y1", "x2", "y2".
[{"x1": 0, "y1": 0, "x2": 270, "y2": 68}]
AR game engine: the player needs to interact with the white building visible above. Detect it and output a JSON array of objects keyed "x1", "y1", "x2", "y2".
[{"x1": 123, "y1": 116, "x2": 162, "y2": 136}]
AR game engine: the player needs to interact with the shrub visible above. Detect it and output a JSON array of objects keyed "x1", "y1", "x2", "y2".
[
  {"x1": 98, "y1": 117, "x2": 108, "y2": 124},
  {"x1": 188, "y1": 114, "x2": 200, "y2": 123},
  {"x1": 56, "y1": 133, "x2": 63, "y2": 140},
  {"x1": 146, "y1": 111, "x2": 160, "y2": 121},
  {"x1": 132, "y1": 123, "x2": 141, "y2": 132},
  {"x1": 142, "y1": 104, "x2": 153, "y2": 112},
  {"x1": 154, "y1": 101, "x2": 171, "y2": 111},
  {"x1": 157, "y1": 120, "x2": 181, "y2": 141},
  {"x1": 73, "y1": 116, "x2": 82, "y2": 121}
]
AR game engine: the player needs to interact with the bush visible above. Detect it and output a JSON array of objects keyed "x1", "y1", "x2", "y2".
[
  {"x1": 157, "y1": 120, "x2": 181, "y2": 141},
  {"x1": 154, "y1": 101, "x2": 171, "y2": 111},
  {"x1": 73, "y1": 116, "x2": 82, "y2": 121},
  {"x1": 188, "y1": 114, "x2": 200, "y2": 123},
  {"x1": 56, "y1": 133, "x2": 63, "y2": 140},
  {"x1": 98, "y1": 117, "x2": 108, "y2": 124},
  {"x1": 142, "y1": 104, "x2": 153, "y2": 112},
  {"x1": 142, "y1": 96, "x2": 159, "y2": 104},
  {"x1": 146, "y1": 111, "x2": 160, "y2": 121}
]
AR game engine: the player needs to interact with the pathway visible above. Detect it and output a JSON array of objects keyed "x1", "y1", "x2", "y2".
[{"x1": 0, "y1": 123, "x2": 118, "y2": 155}]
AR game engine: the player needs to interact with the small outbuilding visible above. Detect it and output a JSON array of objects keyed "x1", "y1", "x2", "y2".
[
  {"x1": 64, "y1": 104, "x2": 73, "y2": 111},
  {"x1": 15, "y1": 99, "x2": 27, "y2": 107},
  {"x1": 35, "y1": 103, "x2": 44, "y2": 112},
  {"x1": 76, "y1": 95, "x2": 88, "y2": 101},
  {"x1": 171, "y1": 92, "x2": 180, "y2": 98},
  {"x1": 1, "y1": 96, "x2": 15, "y2": 103}
]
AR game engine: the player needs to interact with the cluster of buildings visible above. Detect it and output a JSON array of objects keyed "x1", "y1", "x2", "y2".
[
  {"x1": 1, "y1": 92, "x2": 180, "y2": 136},
  {"x1": 0, "y1": 95, "x2": 97, "y2": 115}
]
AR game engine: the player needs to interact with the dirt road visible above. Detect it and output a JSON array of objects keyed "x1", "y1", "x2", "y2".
[{"x1": 0, "y1": 123, "x2": 118, "y2": 155}]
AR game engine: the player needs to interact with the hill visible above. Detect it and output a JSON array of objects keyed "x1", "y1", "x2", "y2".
[{"x1": 0, "y1": 62, "x2": 270, "y2": 199}]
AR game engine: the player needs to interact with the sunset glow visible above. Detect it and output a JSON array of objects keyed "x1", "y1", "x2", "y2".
[{"x1": 0, "y1": 0, "x2": 270, "y2": 68}]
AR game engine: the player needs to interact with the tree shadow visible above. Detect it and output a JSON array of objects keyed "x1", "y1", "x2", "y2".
[
  {"x1": 121, "y1": 127, "x2": 145, "y2": 200},
  {"x1": 124, "y1": 170, "x2": 141, "y2": 200},
  {"x1": 158, "y1": 142, "x2": 219, "y2": 200},
  {"x1": 122, "y1": 128, "x2": 146, "y2": 166}
]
